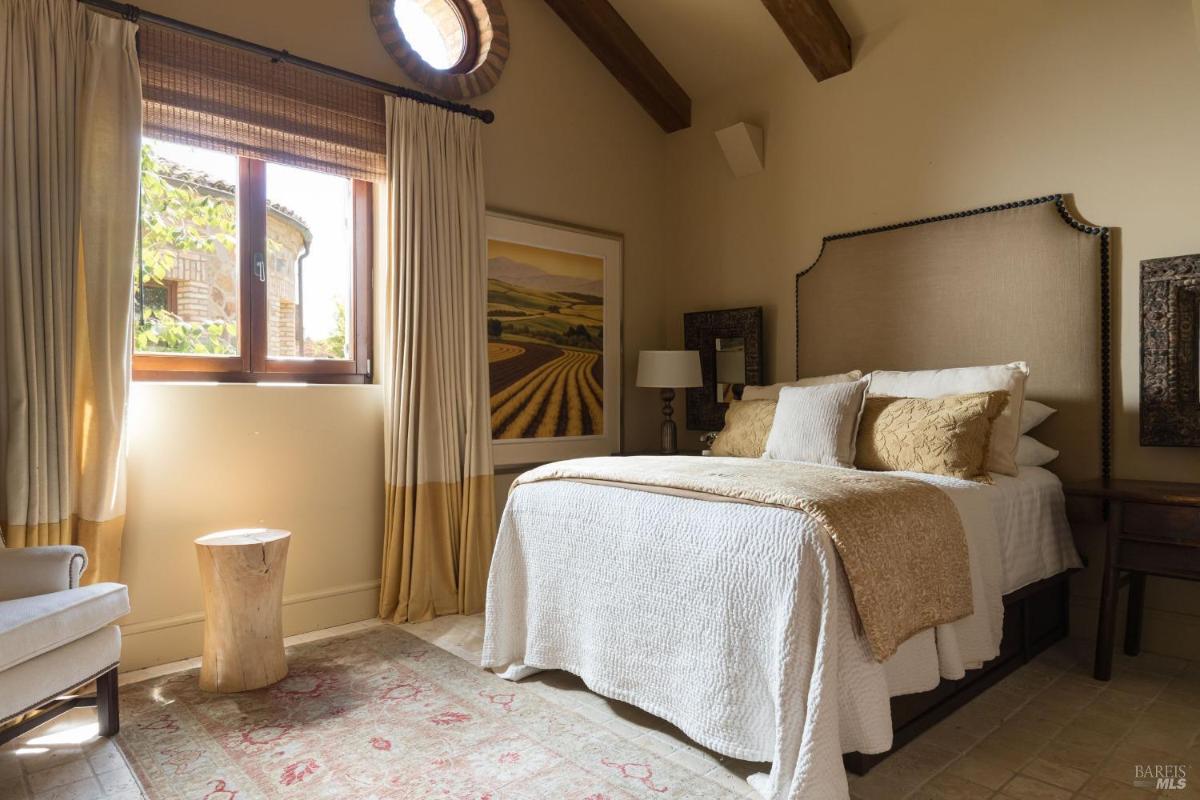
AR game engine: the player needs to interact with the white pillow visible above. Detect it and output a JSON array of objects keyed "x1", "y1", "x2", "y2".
[
  {"x1": 1019, "y1": 400, "x2": 1056, "y2": 434},
  {"x1": 1016, "y1": 435, "x2": 1059, "y2": 467},
  {"x1": 742, "y1": 370, "x2": 863, "y2": 402},
  {"x1": 866, "y1": 362, "x2": 1028, "y2": 477},
  {"x1": 763, "y1": 379, "x2": 869, "y2": 468}
]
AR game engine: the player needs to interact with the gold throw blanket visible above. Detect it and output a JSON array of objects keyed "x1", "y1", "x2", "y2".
[{"x1": 514, "y1": 456, "x2": 973, "y2": 661}]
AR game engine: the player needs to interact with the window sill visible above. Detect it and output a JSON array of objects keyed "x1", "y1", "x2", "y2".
[{"x1": 133, "y1": 371, "x2": 372, "y2": 385}]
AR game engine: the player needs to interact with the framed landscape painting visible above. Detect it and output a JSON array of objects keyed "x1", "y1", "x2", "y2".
[{"x1": 486, "y1": 211, "x2": 622, "y2": 466}]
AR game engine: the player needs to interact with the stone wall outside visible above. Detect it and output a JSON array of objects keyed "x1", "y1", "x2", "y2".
[{"x1": 165, "y1": 208, "x2": 307, "y2": 355}]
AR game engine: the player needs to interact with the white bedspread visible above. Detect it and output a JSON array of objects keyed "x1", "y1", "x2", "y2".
[
  {"x1": 990, "y1": 467, "x2": 1081, "y2": 595},
  {"x1": 481, "y1": 467, "x2": 1009, "y2": 799}
]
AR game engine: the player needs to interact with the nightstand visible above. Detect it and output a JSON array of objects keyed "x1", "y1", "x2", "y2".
[{"x1": 1064, "y1": 479, "x2": 1200, "y2": 681}]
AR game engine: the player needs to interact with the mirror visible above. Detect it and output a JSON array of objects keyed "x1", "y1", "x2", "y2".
[
  {"x1": 683, "y1": 307, "x2": 764, "y2": 431},
  {"x1": 714, "y1": 337, "x2": 746, "y2": 402}
]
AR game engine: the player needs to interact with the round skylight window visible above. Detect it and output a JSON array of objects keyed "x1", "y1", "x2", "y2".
[
  {"x1": 391, "y1": 0, "x2": 466, "y2": 71},
  {"x1": 370, "y1": 0, "x2": 509, "y2": 99}
]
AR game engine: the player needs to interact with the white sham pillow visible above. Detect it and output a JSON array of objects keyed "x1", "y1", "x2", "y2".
[
  {"x1": 1016, "y1": 435, "x2": 1059, "y2": 467},
  {"x1": 742, "y1": 370, "x2": 863, "y2": 402},
  {"x1": 763, "y1": 379, "x2": 869, "y2": 468},
  {"x1": 1019, "y1": 400, "x2": 1056, "y2": 434},
  {"x1": 866, "y1": 362, "x2": 1028, "y2": 477}
]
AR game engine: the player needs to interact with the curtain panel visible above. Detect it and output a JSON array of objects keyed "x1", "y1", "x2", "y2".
[
  {"x1": 0, "y1": 0, "x2": 141, "y2": 582},
  {"x1": 380, "y1": 96, "x2": 495, "y2": 623}
]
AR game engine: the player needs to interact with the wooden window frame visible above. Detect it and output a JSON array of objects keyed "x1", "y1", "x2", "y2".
[
  {"x1": 164, "y1": 279, "x2": 179, "y2": 315},
  {"x1": 133, "y1": 158, "x2": 373, "y2": 384}
]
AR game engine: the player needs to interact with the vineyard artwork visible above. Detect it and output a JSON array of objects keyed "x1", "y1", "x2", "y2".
[{"x1": 487, "y1": 239, "x2": 604, "y2": 440}]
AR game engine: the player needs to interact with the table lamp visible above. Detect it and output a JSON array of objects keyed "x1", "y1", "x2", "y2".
[{"x1": 636, "y1": 350, "x2": 703, "y2": 454}]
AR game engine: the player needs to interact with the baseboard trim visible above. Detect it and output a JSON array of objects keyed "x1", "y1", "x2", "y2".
[
  {"x1": 121, "y1": 580, "x2": 381, "y2": 637},
  {"x1": 119, "y1": 580, "x2": 381, "y2": 670},
  {"x1": 1069, "y1": 595, "x2": 1200, "y2": 661}
]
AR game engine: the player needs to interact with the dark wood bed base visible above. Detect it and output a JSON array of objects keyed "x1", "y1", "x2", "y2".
[{"x1": 844, "y1": 568, "x2": 1074, "y2": 775}]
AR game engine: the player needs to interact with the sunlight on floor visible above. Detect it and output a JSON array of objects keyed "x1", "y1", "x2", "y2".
[
  {"x1": 27, "y1": 724, "x2": 101, "y2": 748},
  {"x1": 1, "y1": 707, "x2": 143, "y2": 799}
]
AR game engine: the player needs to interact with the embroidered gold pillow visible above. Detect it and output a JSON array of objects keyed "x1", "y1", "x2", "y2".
[
  {"x1": 855, "y1": 391, "x2": 1009, "y2": 482},
  {"x1": 711, "y1": 400, "x2": 777, "y2": 457}
]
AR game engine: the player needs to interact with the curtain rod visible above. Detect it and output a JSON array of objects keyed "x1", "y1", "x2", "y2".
[{"x1": 79, "y1": 0, "x2": 496, "y2": 124}]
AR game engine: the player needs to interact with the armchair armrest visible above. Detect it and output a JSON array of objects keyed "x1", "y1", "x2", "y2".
[{"x1": 0, "y1": 545, "x2": 88, "y2": 601}]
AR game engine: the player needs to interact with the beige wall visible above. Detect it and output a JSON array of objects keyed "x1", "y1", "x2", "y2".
[
  {"x1": 122, "y1": 0, "x2": 668, "y2": 668},
  {"x1": 121, "y1": 384, "x2": 385, "y2": 668},
  {"x1": 663, "y1": 0, "x2": 1200, "y2": 658}
]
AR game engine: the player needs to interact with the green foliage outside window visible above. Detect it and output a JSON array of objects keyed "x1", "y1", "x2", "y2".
[
  {"x1": 134, "y1": 144, "x2": 238, "y2": 355},
  {"x1": 304, "y1": 300, "x2": 347, "y2": 359}
]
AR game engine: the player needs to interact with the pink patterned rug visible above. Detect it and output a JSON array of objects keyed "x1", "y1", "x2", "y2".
[{"x1": 116, "y1": 626, "x2": 742, "y2": 799}]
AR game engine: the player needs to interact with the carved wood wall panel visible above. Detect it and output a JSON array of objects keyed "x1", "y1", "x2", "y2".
[{"x1": 1142, "y1": 254, "x2": 1200, "y2": 446}]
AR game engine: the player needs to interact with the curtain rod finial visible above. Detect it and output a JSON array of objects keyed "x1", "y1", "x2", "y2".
[{"x1": 480, "y1": 110, "x2": 495, "y2": 124}]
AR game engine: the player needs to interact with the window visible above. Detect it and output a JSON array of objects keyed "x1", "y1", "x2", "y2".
[
  {"x1": 134, "y1": 24, "x2": 382, "y2": 381},
  {"x1": 139, "y1": 280, "x2": 177, "y2": 316},
  {"x1": 391, "y1": 0, "x2": 468, "y2": 70},
  {"x1": 133, "y1": 138, "x2": 372, "y2": 383},
  {"x1": 369, "y1": 0, "x2": 509, "y2": 98}
]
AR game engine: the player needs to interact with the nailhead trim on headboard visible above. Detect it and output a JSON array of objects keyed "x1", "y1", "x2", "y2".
[{"x1": 794, "y1": 194, "x2": 1112, "y2": 480}]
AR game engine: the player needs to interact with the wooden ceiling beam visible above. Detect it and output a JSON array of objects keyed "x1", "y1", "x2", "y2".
[
  {"x1": 543, "y1": 0, "x2": 692, "y2": 133},
  {"x1": 760, "y1": 0, "x2": 852, "y2": 82}
]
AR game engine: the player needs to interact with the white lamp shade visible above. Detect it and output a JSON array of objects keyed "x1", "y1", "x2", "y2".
[{"x1": 636, "y1": 350, "x2": 703, "y2": 389}]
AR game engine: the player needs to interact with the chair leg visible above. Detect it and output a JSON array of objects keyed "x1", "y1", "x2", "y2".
[{"x1": 96, "y1": 667, "x2": 119, "y2": 737}]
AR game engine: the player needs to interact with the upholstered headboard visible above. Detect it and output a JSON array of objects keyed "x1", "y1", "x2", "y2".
[{"x1": 795, "y1": 195, "x2": 1111, "y2": 482}]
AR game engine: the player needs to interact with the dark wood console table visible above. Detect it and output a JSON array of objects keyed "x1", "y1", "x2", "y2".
[{"x1": 1064, "y1": 479, "x2": 1200, "y2": 680}]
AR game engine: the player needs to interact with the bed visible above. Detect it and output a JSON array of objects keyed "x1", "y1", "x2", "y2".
[{"x1": 481, "y1": 195, "x2": 1111, "y2": 798}]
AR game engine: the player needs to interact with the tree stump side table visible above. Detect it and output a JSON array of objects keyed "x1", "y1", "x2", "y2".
[{"x1": 195, "y1": 528, "x2": 291, "y2": 693}]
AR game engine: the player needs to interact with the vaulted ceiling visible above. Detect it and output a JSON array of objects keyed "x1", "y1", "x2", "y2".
[
  {"x1": 606, "y1": 0, "x2": 798, "y2": 104},
  {"x1": 548, "y1": 0, "x2": 930, "y2": 132}
]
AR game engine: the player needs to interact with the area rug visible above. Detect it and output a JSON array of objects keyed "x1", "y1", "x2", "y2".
[{"x1": 116, "y1": 626, "x2": 744, "y2": 799}]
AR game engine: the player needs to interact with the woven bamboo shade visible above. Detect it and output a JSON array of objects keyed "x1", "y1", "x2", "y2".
[{"x1": 139, "y1": 23, "x2": 387, "y2": 180}]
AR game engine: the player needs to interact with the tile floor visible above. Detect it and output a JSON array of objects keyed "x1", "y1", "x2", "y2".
[{"x1": 2, "y1": 616, "x2": 1196, "y2": 799}]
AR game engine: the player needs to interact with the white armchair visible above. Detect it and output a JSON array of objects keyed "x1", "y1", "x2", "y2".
[{"x1": 0, "y1": 545, "x2": 130, "y2": 745}]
